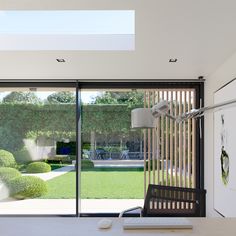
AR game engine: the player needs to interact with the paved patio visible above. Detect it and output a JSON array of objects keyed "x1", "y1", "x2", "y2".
[
  {"x1": 93, "y1": 160, "x2": 144, "y2": 168},
  {"x1": 22, "y1": 165, "x2": 75, "y2": 181},
  {"x1": 0, "y1": 199, "x2": 143, "y2": 215}
]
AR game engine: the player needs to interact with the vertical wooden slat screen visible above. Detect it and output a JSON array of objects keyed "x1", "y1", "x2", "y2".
[{"x1": 144, "y1": 88, "x2": 197, "y2": 195}]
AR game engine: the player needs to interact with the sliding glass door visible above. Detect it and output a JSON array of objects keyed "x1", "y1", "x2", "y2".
[
  {"x1": 80, "y1": 88, "x2": 145, "y2": 214},
  {"x1": 0, "y1": 83, "x2": 77, "y2": 215},
  {"x1": 79, "y1": 82, "x2": 204, "y2": 215},
  {"x1": 0, "y1": 81, "x2": 203, "y2": 216}
]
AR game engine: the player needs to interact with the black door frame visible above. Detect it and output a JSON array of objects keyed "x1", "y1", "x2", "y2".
[
  {"x1": 0, "y1": 81, "x2": 78, "y2": 217},
  {"x1": 79, "y1": 80, "x2": 205, "y2": 217},
  {"x1": 0, "y1": 80, "x2": 204, "y2": 217}
]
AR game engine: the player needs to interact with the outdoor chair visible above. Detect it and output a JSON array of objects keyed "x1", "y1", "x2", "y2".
[{"x1": 119, "y1": 184, "x2": 206, "y2": 217}]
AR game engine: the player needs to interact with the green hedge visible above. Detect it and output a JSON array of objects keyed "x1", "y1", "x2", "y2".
[
  {"x1": 0, "y1": 150, "x2": 16, "y2": 168},
  {"x1": 14, "y1": 147, "x2": 32, "y2": 164},
  {"x1": 81, "y1": 160, "x2": 94, "y2": 170},
  {"x1": 26, "y1": 162, "x2": 51, "y2": 173},
  {"x1": 0, "y1": 104, "x2": 76, "y2": 152},
  {"x1": 0, "y1": 103, "x2": 134, "y2": 153},
  {"x1": 9, "y1": 176, "x2": 48, "y2": 199},
  {"x1": 0, "y1": 167, "x2": 21, "y2": 185}
]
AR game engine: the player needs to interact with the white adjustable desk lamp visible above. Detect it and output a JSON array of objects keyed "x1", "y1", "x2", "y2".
[
  {"x1": 126, "y1": 98, "x2": 236, "y2": 230},
  {"x1": 131, "y1": 98, "x2": 236, "y2": 128}
]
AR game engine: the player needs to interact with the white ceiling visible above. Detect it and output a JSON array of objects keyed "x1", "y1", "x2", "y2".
[{"x1": 0, "y1": 0, "x2": 236, "y2": 80}]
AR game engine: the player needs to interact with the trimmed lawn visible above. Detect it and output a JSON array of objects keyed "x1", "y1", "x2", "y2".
[{"x1": 41, "y1": 170, "x2": 144, "y2": 199}]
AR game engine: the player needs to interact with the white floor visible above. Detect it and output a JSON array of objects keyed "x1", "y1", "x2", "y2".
[{"x1": 0, "y1": 199, "x2": 143, "y2": 215}]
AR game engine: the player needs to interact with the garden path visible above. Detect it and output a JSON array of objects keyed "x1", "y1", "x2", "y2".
[{"x1": 22, "y1": 165, "x2": 74, "y2": 181}]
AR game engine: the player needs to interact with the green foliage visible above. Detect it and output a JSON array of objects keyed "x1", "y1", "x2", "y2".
[
  {"x1": 81, "y1": 159, "x2": 94, "y2": 170},
  {"x1": 47, "y1": 92, "x2": 76, "y2": 104},
  {"x1": 0, "y1": 103, "x2": 76, "y2": 153},
  {"x1": 93, "y1": 92, "x2": 119, "y2": 104},
  {"x1": 81, "y1": 104, "x2": 131, "y2": 135},
  {"x1": 26, "y1": 162, "x2": 51, "y2": 173},
  {"x1": 0, "y1": 167, "x2": 21, "y2": 185},
  {"x1": 14, "y1": 147, "x2": 32, "y2": 164},
  {"x1": 46, "y1": 155, "x2": 71, "y2": 164},
  {"x1": 3, "y1": 92, "x2": 41, "y2": 104},
  {"x1": 26, "y1": 131, "x2": 76, "y2": 140},
  {"x1": 93, "y1": 91, "x2": 144, "y2": 109},
  {"x1": 0, "y1": 126, "x2": 23, "y2": 152},
  {"x1": 0, "y1": 150, "x2": 16, "y2": 168},
  {"x1": 69, "y1": 155, "x2": 76, "y2": 161},
  {"x1": 9, "y1": 176, "x2": 48, "y2": 199},
  {"x1": 0, "y1": 101, "x2": 139, "y2": 154},
  {"x1": 82, "y1": 143, "x2": 91, "y2": 150},
  {"x1": 104, "y1": 146, "x2": 122, "y2": 153},
  {"x1": 81, "y1": 91, "x2": 144, "y2": 141}
]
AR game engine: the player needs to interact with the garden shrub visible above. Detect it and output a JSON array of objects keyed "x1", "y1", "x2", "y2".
[
  {"x1": 26, "y1": 162, "x2": 51, "y2": 173},
  {"x1": 46, "y1": 155, "x2": 71, "y2": 164},
  {"x1": 0, "y1": 150, "x2": 16, "y2": 168},
  {"x1": 0, "y1": 167, "x2": 21, "y2": 185},
  {"x1": 81, "y1": 159, "x2": 94, "y2": 170},
  {"x1": 14, "y1": 147, "x2": 32, "y2": 164},
  {"x1": 9, "y1": 176, "x2": 47, "y2": 199},
  {"x1": 69, "y1": 155, "x2": 76, "y2": 161}
]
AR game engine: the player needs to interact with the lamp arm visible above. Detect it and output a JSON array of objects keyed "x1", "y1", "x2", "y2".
[
  {"x1": 196, "y1": 98, "x2": 236, "y2": 113},
  {"x1": 166, "y1": 98, "x2": 236, "y2": 123},
  {"x1": 165, "y1": 113, "x2": 177, "y2": 121}
]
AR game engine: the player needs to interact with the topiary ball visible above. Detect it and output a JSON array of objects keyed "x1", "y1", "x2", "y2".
[
  {"x1": 9, "y1": 176, "x2": 48, "y2": 199},
  {"x1": 81, "y1": 159, "x2": 94, "y2": 170},
  {"x1": 0, "y1": 150, "x2": 16, "y2": 168},
  {"x1": 26, "y1": 162, "x2": 51, "y2": 173},
  {"x1": 0, "y1": 167, "x2": 21, "y2": 185}
]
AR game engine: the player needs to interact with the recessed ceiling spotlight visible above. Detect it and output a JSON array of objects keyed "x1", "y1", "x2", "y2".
[
  {"x1": 169, "y1": 58, "x2": 178, "y2": 63},
  {"x1": 56, "y1": 59, "x2": 66, "y2": 62}
]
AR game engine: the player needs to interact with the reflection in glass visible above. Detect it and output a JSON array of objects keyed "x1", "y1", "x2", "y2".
[
  {"x1": 0, "y1": 88, "x2": 76, "y2": 215},
  {"x1": 81, "y1": 89, "x2": 144, "y2": 213}
]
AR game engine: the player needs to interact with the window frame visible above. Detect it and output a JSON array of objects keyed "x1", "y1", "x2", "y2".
[{"x1": 0, "y1": 80, "x2": 204, "y2": 217}]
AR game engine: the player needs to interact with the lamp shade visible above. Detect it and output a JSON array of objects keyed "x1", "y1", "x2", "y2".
[{"x1": 131, "y1": 108, "x2": 155, "y2": 128}]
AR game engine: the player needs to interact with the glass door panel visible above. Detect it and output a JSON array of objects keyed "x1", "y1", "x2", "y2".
[
  {"x1": 0, "y1": 86, "x2": 76, "y2": 215},
  {"x1": 80, "y1": 89, "x2": 144, "y2": 214}
]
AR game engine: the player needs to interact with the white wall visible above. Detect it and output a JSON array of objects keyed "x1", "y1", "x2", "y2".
[
  {"x1": 1, "y1": 0, "x2": 236, "y2": 80},
  {"x1": 205, "y1": 52, "x2": 236, "y2": 217}
]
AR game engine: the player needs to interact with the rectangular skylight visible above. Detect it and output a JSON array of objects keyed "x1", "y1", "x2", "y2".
[{"x1": 0, "y1": 10, "x2": 135, "y2": 50}]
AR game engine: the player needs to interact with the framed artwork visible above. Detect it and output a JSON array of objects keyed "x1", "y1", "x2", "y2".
[{"x1": 214, "y1": 78, "x2": 236, "y2": 216}]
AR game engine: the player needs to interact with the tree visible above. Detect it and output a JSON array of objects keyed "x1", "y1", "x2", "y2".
[
  {"x1": 2, "y1": 92, "x2": 41, "y2": 104},
  {"x1": 47, "y1": 92, "x2": 76, "y2": 104},
  {"x1": 93, "y1": 91, "x2": 144, "y2": 108}
]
